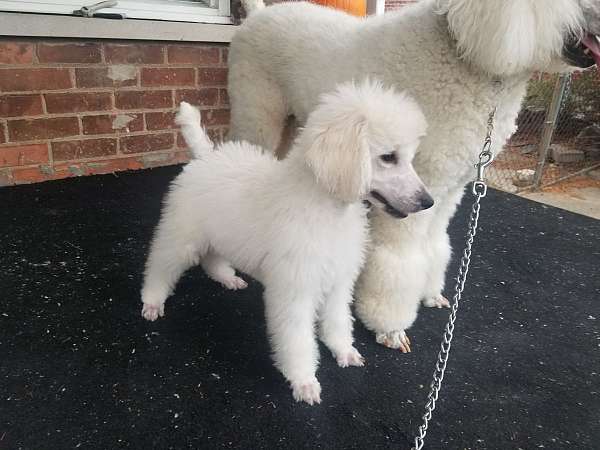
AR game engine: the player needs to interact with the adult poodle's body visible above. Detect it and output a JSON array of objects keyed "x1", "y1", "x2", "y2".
[
  {"x1": 228, "y1": 0, "x2": 600, "y2": 348},
  {"x1": 140, "y1": 81, "x2": 432, "y2": 404}
]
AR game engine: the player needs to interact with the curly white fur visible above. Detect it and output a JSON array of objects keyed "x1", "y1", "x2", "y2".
[
  {"x1": 228, "y1": 0, "x2": 599, "y2": 349},
  {"x1": 438, "y1": 0, "x2": 583, "y2": 76},
  {"x1": 140, "y1": 80, "x2": 430, "y2": 404}
]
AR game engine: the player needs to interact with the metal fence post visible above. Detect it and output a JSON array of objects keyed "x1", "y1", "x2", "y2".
[{"x1": 532, "y1": 73, "x2": 570, "y2": 190}]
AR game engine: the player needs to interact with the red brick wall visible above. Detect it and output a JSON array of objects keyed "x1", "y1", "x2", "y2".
[
  {"x1": 0, "y1": 39, "x2": 229, "y2": 186},
  {"x1": 385, "y1": 0, "x2": 416, "y2": 11}
]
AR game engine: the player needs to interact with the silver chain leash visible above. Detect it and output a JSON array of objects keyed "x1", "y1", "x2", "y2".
[{"x1": 412, "y1": 107, "x2": 497, "y2": 450}]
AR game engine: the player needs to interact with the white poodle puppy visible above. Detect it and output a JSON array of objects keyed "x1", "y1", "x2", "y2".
[
  {"x1": 140, "y1": 80, "x2": 431, "y2": 404},
  {"x1": 228, "y1": 0, "x2": 600, "y2": 350}
]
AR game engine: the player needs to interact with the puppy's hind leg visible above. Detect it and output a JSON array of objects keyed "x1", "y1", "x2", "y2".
[
  {"x1": 201, "y1": 252, "x2": 247, "y2": 290},
  {"x1": 141, "y1": 217, "x2": 207, "y2": 321},
  {"x1": 318, "y1": 280, "x2": 364, "y2": 368}
]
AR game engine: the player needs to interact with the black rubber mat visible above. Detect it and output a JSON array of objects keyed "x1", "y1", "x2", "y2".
[{"x1": 1, "y1": 166, "x2": 599, "y2": 449}]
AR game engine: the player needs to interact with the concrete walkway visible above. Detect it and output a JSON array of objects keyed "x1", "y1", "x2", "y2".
[{"x1": 520, "y1": 186, "x2": 600, "y2": 220}]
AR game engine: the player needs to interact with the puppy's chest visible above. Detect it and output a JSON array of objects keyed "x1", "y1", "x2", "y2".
[{"x1": 313, "y1": 216, "x2": 367, "y2": 291}]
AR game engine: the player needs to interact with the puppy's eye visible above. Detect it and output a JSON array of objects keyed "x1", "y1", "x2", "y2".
[{"x1": 380, "y1": 152, "x2": 397, "y2": 164}]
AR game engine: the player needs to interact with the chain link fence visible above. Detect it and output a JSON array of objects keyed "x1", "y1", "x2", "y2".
[{"x1": 488, "y1": 68, "x2": 600, "y2": 193}]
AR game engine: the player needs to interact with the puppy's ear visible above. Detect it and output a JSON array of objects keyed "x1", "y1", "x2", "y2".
[{"x1": 303, "y1": 116, "x2": 372, "y2": 203}]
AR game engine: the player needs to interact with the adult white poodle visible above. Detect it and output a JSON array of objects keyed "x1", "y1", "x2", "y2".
[
  {"x1": 228, "y1": 0, "x2": 600, "y2": 350},
  {"x1": 140, "y1": 80, "x2": 432, "y2": 404}
]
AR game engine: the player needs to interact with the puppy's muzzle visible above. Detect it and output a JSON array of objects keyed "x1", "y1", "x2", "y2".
[
  {"x1": 370, "y1": 190, "x2": 434, "y2": 219},
  {"x1": 417, "y1": 190, "x2": 434, "y2": 211}
]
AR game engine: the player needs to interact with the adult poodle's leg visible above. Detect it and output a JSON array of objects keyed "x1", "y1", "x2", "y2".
[
  {"x1": 421, "y1": 188, "x2": 465, "y2": 308},
  {"x1": 141, "y1": 219, "x2": 207, "y2": 321},
  {"x1": 228, "y1": 59, "x2": 287, "y2": 153},
  {"x1": 263, "y1": 282, "x2": 321, "y2": 405},
  {"x1": 318, "y1": 279, "x2": 364, "y2": 368},
  {"x1": 201, "y1": 252, "x2": 247, "y2": 290},
  {"x1": 354, "y1": 223, "x2": 427, "y2": 352},
  {"x1": 421, "y1": 224, "x2": 451, "y2": 309}
]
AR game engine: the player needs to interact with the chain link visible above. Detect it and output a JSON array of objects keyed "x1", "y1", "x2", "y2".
[{"x1": 412, "y1": 107, "x2": 497, "y2": 450}]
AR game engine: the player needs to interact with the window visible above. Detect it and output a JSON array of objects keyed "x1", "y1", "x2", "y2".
[{"x1": 0, "y1": 0, "x2": 232, "y2": 24}]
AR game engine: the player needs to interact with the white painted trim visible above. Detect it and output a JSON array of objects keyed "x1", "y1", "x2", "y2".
[
  {"x1": 0, "y1": 12, "x2": 236, "y2": 42},
  {"x1": 0, "y1": 0, "x2": 231, "y2": 24},
  {"x1": 366, "y1": 0, "x2": 385, "y2": 15}
]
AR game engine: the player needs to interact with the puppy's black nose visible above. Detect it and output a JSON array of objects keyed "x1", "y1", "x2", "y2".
[{"x1": 419, "y1": 192, "x2": 434, "y2": 210}]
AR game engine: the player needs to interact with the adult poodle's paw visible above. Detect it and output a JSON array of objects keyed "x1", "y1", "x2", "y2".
[
  {"x1": 291, "y1": 378, "x2": 322, "y2": 405},
  {"x1": 376, "y1": 330, "x2": 411, "y2": 353},
  {"x1": 141, "y1": 303, "x2": 164, "y2": 321},
  {"x1": 336, "y1": 347, "x2": 365, "y2": 368},
  {"x1": 423, "y1": 294, "x2": 450, "y2": 309}
]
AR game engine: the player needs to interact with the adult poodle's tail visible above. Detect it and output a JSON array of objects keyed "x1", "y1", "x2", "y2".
[
  {"x1": 241, "y1": 0, "x2": 265, "y2": 15},
  {"x1": 175, "y1": 102, "x2": 213, "y2": 159}
]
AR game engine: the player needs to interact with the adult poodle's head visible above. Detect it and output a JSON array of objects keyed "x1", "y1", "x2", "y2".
[
  {"x1": 297, "y1": 79, "x2": 433, "y2": 219},
  {"x1": 436, "y1": 0, "x2": 600, "y2": 76}
]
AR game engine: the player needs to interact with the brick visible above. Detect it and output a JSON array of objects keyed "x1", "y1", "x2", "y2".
[
  {"x1": 0, "y1": 143, "x2": 48, "y2": 168},
  {"x1": 136, "y1": 150, "x2": 190, "y2": 168},
  {"x1": 44, "y1": 92, "x2": 111, "y2": 114},
  {"x1": 38, "y1": 43, "x2": 101, "y2": 64},
  {"x1": 208, "y1": 128, "x2": 223, "y2": 142},
  {"x1": 0, "y1": 68, "x2": 72, "y2": 92},
  {"x1": 221, "y1": 48, "x2": 228, "y2": 64},
  {"x1": 10, "y1": 166, "x2": 59, "y2": 185},
  {"x1": 81, "y1": 115, "x2": 112, "y2": 135},
  {"x1": 0, "y1": 95, "x2": 43, "y2": 117},
  {"x1": 177, "y1": 128, "x2": 222, "y2": 147},
  {"x1": 176, "y1": 132, "x2": 186, "y2": 148},
  {"x1": 0, "y1": 123, "x2": 5, "y2": 143},
  {"x1": 75, "y1": 67, "x2": 137, "y2": 88},
  {"x1": 175, "y1": 89, "x2": 218, "y2": 107},
  {"x1": 120, "y1": 133, "x2": 174, "y2": 154},
  {"x1": 0, "y1": 168, "x2": 10, "y2": 186},
  {"x1": 54, "y1": 157, "x2": 143, "y2": 177},
  {"x1": 197, "y1": 68, "x2": 228, "y2": 86},
  {"x1": 141, "y1": 68, "x2": 195, "y2": 87},
  {"x1": 104, "y1": 44, "x2": 164, "y2": 64},
  {"x1": 145, "y1": 111, "x2": 176, "y2": 131},
  {"x1": 167, "y1": 46, "x2": 220, "y2": 65},
  {"x1": 8, "y1": 117, "x2": 79, "y2": 141},
  {"x1": 52, "y1": 138, "x2": 117, "y2": 161},
  {"x1": 82, "y1": 113, "x2": 143, "y2": 135},
  {"x1": 5, "y1": 148, "x2": 190, "y2": 185},
  {"x1": 201, "y1": 109, "x2": 230, "y2": 126},
  {"x1": 219, "y1": 89, "x2": 229, "y2": 106},
  {"x1": 0, "y1": 42, "x2": 34, "y2": 65},
  {"x1": 115, "y1": 90, "x2": 172, "y2": 110}
]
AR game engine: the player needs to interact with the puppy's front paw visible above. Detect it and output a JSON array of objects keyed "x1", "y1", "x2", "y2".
[
  {"x1": 222, "y1": 275, "x2": 248, "y2": 291},
  {"x1": 141, "y1": 303, "x2": 164, "y2": 321},
  {"x1": 423, "y1": 294, "x2": 450, "y2": 309},
  {"x1": 376, "y1": 330, "x2": 411, "y2": 353},
  {"x1": 291, "y1": 378, "x2": 321, "y2": 405},
  {"x1": 336, "y1": 347, "x2": 365, "y2": 368}
]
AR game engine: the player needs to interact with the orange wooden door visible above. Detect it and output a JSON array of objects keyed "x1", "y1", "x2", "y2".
[{"x1": 312, "y1": 0, "x2": 367, "y2": 17}]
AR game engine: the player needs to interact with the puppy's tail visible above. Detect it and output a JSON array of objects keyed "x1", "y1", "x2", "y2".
[
  {"x1": 175, "y1": 102, "x2": 213, "y2": 159},
  {"x1": 241, "y1": 0, "x2": 265, "y2": 15}
]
